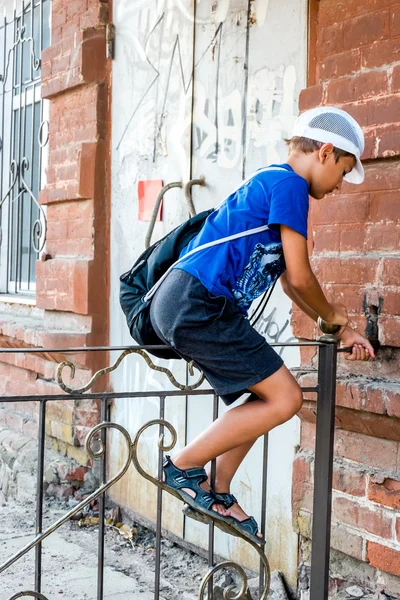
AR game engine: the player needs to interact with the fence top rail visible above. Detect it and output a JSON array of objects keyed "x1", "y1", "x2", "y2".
[
  {"x1": 0, "y1": 342, "x2": 334, "y2": 354},
  {"x1": 0, "y1": 385, "x2": 319, "y2": 402}
]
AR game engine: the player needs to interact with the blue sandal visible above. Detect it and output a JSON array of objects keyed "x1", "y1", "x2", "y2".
[
  {"x1": 183, "y1": 491, "x2": 265, "y2": 545},
  {"x1": 162, "y1": 456, "x2": 232, "y2": 526}
]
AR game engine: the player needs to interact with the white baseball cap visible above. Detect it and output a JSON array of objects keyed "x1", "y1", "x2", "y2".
[{"x1": 292, "y1": 106, "x2": 365, "y2": 184}]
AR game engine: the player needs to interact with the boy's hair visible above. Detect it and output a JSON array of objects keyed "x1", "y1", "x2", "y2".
[{"x1": 285, "y1": 136, "x2": 355, "y2": 163}]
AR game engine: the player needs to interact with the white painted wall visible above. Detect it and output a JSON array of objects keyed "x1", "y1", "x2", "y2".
[{"x1": 109, "y1": 0, "x2": 307, "y2": 586}]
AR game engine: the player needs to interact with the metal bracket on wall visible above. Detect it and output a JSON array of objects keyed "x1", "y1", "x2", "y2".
[
  {"x1": 106, "y1": 24, "x2": 116, "y2": 59},
  {"x1": 184, "y1": 176, "x2": 206, "y2": 217},
  {"x1": 145, "y1": 181, "x2": 182, "y2": 249}
]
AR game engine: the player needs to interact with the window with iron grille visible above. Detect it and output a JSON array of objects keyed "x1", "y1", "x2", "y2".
[{"x1": 0, "y1": 0, "x2": 50, "y2": 296}]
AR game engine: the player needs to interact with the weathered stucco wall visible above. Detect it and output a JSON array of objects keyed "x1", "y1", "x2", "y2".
[{"x1": 109, "y1": 0, "x2": 307, "y2": 585}]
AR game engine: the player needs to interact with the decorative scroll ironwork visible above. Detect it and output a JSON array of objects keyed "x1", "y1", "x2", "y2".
[
  {"x1": 131, "y1": 419, "x2": 271, "y2": 600},
  {"x1": 56, "y1": 349, "x2": 205, "y2": 394},
  {"x1": 0, "y1": 23, "x2": 41, "y2": 85},
  {"x1": 8, "y1": 593, "x2": 49, "y2": 600},
  {"x1": 0, "y1": 422, "x2": 133, "y2": 575},
  {"x1": 199, "y1": 562, "x2": 250, "y2": 600},
  {"x1": 0, "y1": 2, "x2": 49, "y2": 293},
  {"x1": 20, "y1": 158, "x2": 47, "y2": 253}
]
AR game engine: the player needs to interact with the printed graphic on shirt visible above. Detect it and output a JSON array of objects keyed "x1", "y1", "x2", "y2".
[{"x1": 232, "y1": 242, "x2": 286, "y2": 311}]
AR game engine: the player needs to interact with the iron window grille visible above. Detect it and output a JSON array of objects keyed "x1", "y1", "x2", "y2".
[{"x1": 0, "y1": 0, "x2": 50, "y2": 296}]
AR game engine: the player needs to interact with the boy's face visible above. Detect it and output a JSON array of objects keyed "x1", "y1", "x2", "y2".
[{"x1": 310, "y1": 145, "x2": 356, "y2": 200}]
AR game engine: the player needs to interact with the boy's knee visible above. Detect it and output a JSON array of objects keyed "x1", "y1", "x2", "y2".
[{"x1": 259, "y1": 380, "x2": 303, "y2": 423}]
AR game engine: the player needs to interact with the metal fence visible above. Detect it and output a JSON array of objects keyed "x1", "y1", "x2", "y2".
[{"x1": 0, "y1": 337, "x2": 339, "y2": 600}]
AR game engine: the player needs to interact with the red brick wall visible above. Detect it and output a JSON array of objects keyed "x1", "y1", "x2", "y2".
[
  {"x1": 292, "y1": 0, "x2": 400, "y2": 590},
  {"x1": 0, "y1": 0, "x2": 111, "y2": 467}
]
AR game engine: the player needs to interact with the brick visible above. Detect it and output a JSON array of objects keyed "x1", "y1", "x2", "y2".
[
  {"x1": 66, "y1": 0, "x2": 86, "y2": 20},
  {"x1": 397, "y1": 517, "x2": 400, "y2": 542},
  {"x1": 370, "y1": 190, "x2": 400, "y2": 221},
  {"x1": 382, "y1": 260, "x2": 400, "y2": 287},
  {"x1": 327, "y1": 72, "x2": 388, "y2": 104},
  {"x1": 329, "y1": 283, "x2": 365, "y2": 313},
  {"x1": 376, "y1": 126, "x2": 400, "y2": 158},
  {"x1": 318, "y1": 0, "x2": 399, "y2": 28},
  {"x1": 318, "y1": 23, "x2": 343, "y2": 57},
  {"x1": 73, "y1": 409, "x2": 99, "y2": 428},
  {"x1": 335, "y1": 429, "x2": 398, "y2": 470},
  {"x1": 81, "y1": 30, "x2": 107, "y2": 84},
  {"x1": 333, "y1": 496, "x2": 392, "y2": 538},
  {"x1": 382, "y1": 291, "x2": 400, "y2": 318},
  {"x1": 292, "y1": 454, "x2": 313, "y2": 513},
  {"x1": 365, "y1": 96, "x2": 400, "y2": 129},
  {"x1": 311, "y1": 193, "x2": 370, "y2": 225},
  {"x1": 364, "y1": 387, "x2": 387, "y2": 414},
  {"x1": 330, "y1": 523, "x2": 364, "y2": 560},
  {"x1": 385, "y1": 388, "x2": 400, "y2": 419},
  {"x1": 36, "y1": 259, "x2": 90, "y2": 314},
  {"x1": 341, "y1": 102, "x2": 370, "y2": 128},
  {"x1": 312, "y1": 257, "x2": 378, "y2": 285},
  {"x1": 337, "y1": 406, "x2": 400, "y2": 441},
  {"x1": 78, "y1": 143, "x2": 98, "y2": 198},
  {"x1": 362, "y1": 38, "x2": 400, "y2": 68},
  {"x1": 342, "y1": 10, "x2": 390, "y2": 50},
  {"x1": 367, "y1": 541, "x2": 400, "y2": 576},
  {"x1": 46, "y1": 401, "x2": 75, "y2": 425},
  {"x1": 312, "y1": 225, "x2": 340, "y2": 252},
  {"x1": 291, "y1": 311, "x2": 318, "y2": 340},
  {"x1": 392, "y1": 65, "x2": 400, "y2": 92},
  {"x1": 332, "y1": 465, "x2": 366, "y2": 496},
  {"x1": 299, "y1": 85, "x2": 323, "y2": 111},
  {"x1": 391, "y1": 4, "x2": 400, "y2": 36},
  {"x1": 300, "y1": 420, "x2": 316, "y2": 451},
  {"x1": 379, "y1": 315, "x2": 400, "y2": 346},
  {"x1": 318, "y1": 49, "x2": 361, "y2": 80},
  {"x1": 365, "y1": 222, "x2": 400, "y2": 252},
  {"x1": 46, "y1": 419, "x2": 77, "y2": 446},
  {"x1": 338, "y1": 225, "x2": 366, "y2": 253},
  {"x1": 369, "y1": 477, "x2": 400, "y2": 509}
]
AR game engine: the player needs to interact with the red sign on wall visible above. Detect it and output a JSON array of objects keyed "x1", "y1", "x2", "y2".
[{"x1": 138, "y1": 180, "x2": 164, "y2": 221}]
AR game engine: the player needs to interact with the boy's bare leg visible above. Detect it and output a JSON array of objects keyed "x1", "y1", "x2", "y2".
[
  {"x1": 210, "y1": 438, "x2": 256, "y2": 492},
  {"x1": 172, "y1": 365, "x2": 303, "y2": 535},
  {"x1": 174, "y1": 365, "x2": 301, "y2": 468}
]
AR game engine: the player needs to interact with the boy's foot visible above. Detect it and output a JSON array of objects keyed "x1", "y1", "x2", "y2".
[
  {"x1": 161, "y1": 455, "x2": 230, "y2": 518},
  {"x1": 183, "y1": 490, "x2": 264, "y2": 544}
]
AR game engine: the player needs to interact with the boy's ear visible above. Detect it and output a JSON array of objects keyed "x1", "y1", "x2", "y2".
[{"x1": 319, "y1": 142, "x2": 334, "y2": 163}]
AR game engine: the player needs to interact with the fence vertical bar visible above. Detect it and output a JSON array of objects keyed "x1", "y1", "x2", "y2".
[
  {"x1": 258, "y1": 432, "x2": 269, "y2": 595},
  {"x1": 97, "y1": 396, "x2": 108, "y2": 600},
  {"x1": 155, "y1": 395, "x2": 166, "y2": 600},
  {"x1": 34, "y1": 398, "x2": 46, "y2": 592},
  {"x1": 208, "y1": 394, "x2": 219, "y2": 600},
  {"x1": 310, "y1": 341, "x2": 338, "y2": 600}
]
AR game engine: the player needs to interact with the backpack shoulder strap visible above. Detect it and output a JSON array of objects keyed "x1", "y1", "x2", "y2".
[{"x1": 144, "y1": 167, "x2": 288, "y2": 302}]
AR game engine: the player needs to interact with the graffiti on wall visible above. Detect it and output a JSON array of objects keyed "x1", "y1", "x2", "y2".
[{"x1": 115, "y1": 0, "x2": 297, "y2": 173}]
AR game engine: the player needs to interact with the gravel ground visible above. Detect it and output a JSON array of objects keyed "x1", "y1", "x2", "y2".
[{"x1": 0, "y1": 497, "x2": 268, "y2": 600}]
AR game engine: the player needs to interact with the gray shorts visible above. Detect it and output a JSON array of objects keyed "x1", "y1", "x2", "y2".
[{"x1": 149, "y1": 268, "x2": 284, "y2": 405}]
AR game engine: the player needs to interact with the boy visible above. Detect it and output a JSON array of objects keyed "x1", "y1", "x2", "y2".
[{"x1": 149, "y1": 106, "x2": 375, "y2": 544}]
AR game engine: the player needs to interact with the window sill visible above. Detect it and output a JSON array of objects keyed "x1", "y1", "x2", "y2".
[{"x1": 0, "y1": 294, "x2": 36, "y2": 307}]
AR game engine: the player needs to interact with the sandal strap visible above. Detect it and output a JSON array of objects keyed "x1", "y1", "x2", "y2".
[
  {"x1": 163, "y1": 455, "x2": 216, "y2": 511},
  {"x1": 214, "y1": 492, "x2": 237, "y2": 508},
  {"x1": 236, "y1": 516, "x2": 259, "y2": 537}
]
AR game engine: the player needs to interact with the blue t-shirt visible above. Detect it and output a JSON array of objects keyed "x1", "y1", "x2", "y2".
[{"x1": 175, "y1": 164, "x2": 310, "y2": 314}]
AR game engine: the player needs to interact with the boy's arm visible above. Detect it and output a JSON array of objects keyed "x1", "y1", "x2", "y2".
[
  {"x1": 279, "y1": 227, "x2": 375, "y2": 360},
  {"x1": 280, "y1": 225, "x2": 347, "y2": 326},
  {"x1": 280, "y1": 271, "x2": 318, "y2": 322}
]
